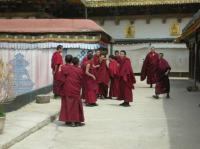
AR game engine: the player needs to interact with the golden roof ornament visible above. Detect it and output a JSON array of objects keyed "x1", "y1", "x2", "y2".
[
  {"x1": 125, "y1": 24, "x2": 135, "y2": 38},
  {"x1": 170, "y1": 22, "x2": 181, "y2": 36},
  {"x1": 81, "y1": 0, "x2": 200, "y2": 7}
]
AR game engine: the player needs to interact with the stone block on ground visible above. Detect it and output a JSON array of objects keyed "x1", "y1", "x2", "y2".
[{"x1": 36, "y1": 95, "x2": 50, "y2": 104}]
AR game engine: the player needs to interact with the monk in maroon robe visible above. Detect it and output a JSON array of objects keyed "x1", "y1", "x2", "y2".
[
  {"x1": 93, "y1": 50, "x2": 101, "y2": 78},
  {"x1": 51, "y1": 45, "x2": 63, "y2": 98},
  {"x1": 59, "y1": 55, "x2": 85, "y2": 127},
  {"x1": 153, "y1": 53, "x2": 171, "y2": 99},
  {"x1": 108, "y1": 55, "x2": 120, "y2": 98},
  {"x1": 97, "y1": 54, "x2": 110, "y2": 99},
  {"x1": 115, "y1": 50, "x2": 120, "y2": 57},
  {"x1": 81, "y1": 50, "x2": 93, "y2": 69},
  {"x1": 114, "y1": 50, "x2": 121, "y2": 64},
  {"x1": 81, "y1": 50, "x2": 93, "y2": 100},
  {"x1": 92, "y1": 50, "x2": 101, "y2": 96},
  {"x1": 118, "y1": 50, "x2": 136, "y2": 107},
  {"x1": 85, "y1": 54, "x2": 98, "y2": 106},
  {"x1": 141, "y1": 47, "x2": 159, "y2": 88}
]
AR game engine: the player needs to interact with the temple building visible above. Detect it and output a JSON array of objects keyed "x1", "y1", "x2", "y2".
[
  {"x1": 177, "y1": 10, "x2": 200, "y2": 85},
  {"x1": 81, "y1": 0, "x2": 200, "y2": 75},
  {"x1": 0, "y1": 19, "x2": 110, "y2": 110},
  {"x1": 0, "y1": 0, "x2": 200, "y2": 75}
]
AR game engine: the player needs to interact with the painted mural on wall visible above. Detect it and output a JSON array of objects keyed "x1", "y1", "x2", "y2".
[
  {"x1": 77, "y1": 49, "x2": 88, "y2": 61},
  {"x1": 9, "y1": 53, "x2": 34, "y2": 95},
  {"x1": 0, "y1": 49, "x2": 54, "y2": 97},
  {"x1": 0, "y1": 45, "x2": 100, "y2": 98}
]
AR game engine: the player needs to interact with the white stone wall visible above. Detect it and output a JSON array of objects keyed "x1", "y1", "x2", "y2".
[
  {"x1": 94, "y1": 17, "x2": 190, "y2": 73},
  {"x1": 113, "y1": 43, "x2": 189, "y2": 73},
  {"x1": 97, "y1": 18, "x2": 191, "y2": 39}
]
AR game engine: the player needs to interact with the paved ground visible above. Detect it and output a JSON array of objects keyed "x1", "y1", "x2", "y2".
[
  {"x1": 0, "y1": 93, "x2": 60, "y2": 149},
  {"x1": 10, "y1": 78, "x2": 200, "y2": 149}
]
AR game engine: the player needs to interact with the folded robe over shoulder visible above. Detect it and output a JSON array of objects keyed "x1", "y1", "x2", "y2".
[
  {"x1": 118, "y1": 57, "x2": 136, "y2": 102},
  {"x1": 141, "y1": 51, "x2": 159, "y2": 84},
  {"x1": 155, "y1": 58, "x2": 171, "y2": 95},
  {"x1": 51, "y1": 51, "x2": 63, "y2": 95},
  {"x1": 109, "y1": 59, "x2": 120, "y2": 97},
  {"x1": 58, "y1": 64, "x2": 85, "y2": 123}
]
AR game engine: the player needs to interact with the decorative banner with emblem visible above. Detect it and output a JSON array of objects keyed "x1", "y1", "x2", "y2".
[
  {"x1": 170, "y1": 22, "x2": 181, "y2": 36},
  {"x1": 125, "y1": 24, "x2": 135, "y2": 38}
]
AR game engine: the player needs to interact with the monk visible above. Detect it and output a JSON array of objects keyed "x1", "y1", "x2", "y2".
[
  {"x1": 81, "y1": 50, "x2": 93, "y2": 68},
  {"x1": 114, "y1": 50, "x2": 119, "y2": 57},
  {"x1": 93, "y1": 50, "x2": 101, "y2": 66},
  {"x1": 118, "y1": 50, "x2": 136, "y2": 107},
  {"x1": 51, "y1": 45, "x2": 63, "y2": 98},
  {"x1": 81, "y1": 50, "x2": 93, "y2": 100},
  {"x1": 108, "y1": 55, "x2": 120, "y2": 98},
  {"x1": 141, "y1": 47, "x2": 159, "y2": 88},
  {"x1": 85, "y1": 54, "x2": 98, "y2": 106},
  {"x1": 59, "y1": 55, "x2": 85, "y2": 127},
  {"x1": 97, "y1": 54, "x2": 110, "y2": 99},
  {"x1": 114, "y1": 50, "x2": 121, "y2": 65},
  {"x1": 93, "y1": 49, "x2": 101, "y2": 78},
  {"x1": 153, "y1": 53, "x2": 171, "y2": 99}
]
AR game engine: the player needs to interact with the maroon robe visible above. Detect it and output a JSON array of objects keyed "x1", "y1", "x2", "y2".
[
  {"x1": 85, "y1": 61, "x2": 98, "y2": 104},
  {"x1": 97, "y1": 59, "x2": 110, "y2": 98},
  {"x1": 93, "y1": 54, "x2": 100, "y2": 93},
  {"x1": 58, "y1": 64, "x2": 84, "y2": 123},
  {"x1": 81, "y1": 56, "x2": 88, "y2": 69},
  {"x1": 109, "y1": 59, "x2": 120, "y2": 97},
  {"x1": 141, "y1": 51, "x2": 159, "y2": 84},
  {"x1": 118, "y1": 57, "x2": 136, "y2": 102},
  {"x1": 115, "y1": 55, "x2": 121, "y2": 64},
  {"x1": 81, "y1": 56, "x2": 88, "y2": 100},
  {"x1": 155, "y1": 58, "x2": 171, "y2": 95},
  {"x1": 93, "y1": 54, "x2": 100, "y2": 77},
  {"x1": 51, "y1": 51, "x2": 63, "y2": 95}
]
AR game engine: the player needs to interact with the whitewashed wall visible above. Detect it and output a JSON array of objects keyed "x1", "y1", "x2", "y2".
[
  {"x1": 113, "y1": 43, "x2": 189, "y2": 73},
  {"x1": 0, "y1": 47, "x2": 94, "y2": 97},
  {"x1": 97, "y1": 18, "x2": 191, "y2": 39},
  {"x1": 95, "y1": 17, "x2": 190, "y2": 73},
  {"x1": 0, "y1": 48, "x2": 54, "y2": 96}
]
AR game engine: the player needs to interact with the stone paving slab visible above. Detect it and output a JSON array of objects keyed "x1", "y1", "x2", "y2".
[
  {"x1": 0, "y1": 96, "x2": 60, "y2": 149},
  {"x1": 9, "y1": 78, "x2": 200, "y2": 149}
]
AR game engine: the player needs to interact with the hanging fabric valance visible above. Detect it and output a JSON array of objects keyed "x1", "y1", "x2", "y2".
[{"x1": 0, "y1": 42, "x2": 106, "y2": 50}]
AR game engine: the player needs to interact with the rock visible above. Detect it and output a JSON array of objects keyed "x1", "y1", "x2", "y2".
[{"x1": 36, "y1": 95, "x2": 50, "y2": 104}]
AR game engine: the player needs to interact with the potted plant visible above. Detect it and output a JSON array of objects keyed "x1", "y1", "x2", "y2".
[
  {"x1": 0, "y1": 104, "x2": 6, "y2": 134},
  {"x1": 0, "y1": 59, "x2": 13, "y2": 134}
]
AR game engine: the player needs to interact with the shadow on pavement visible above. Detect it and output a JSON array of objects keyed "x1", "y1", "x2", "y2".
[{"x1": 163, "y1": 79, "x2": 200, "y2": 149}]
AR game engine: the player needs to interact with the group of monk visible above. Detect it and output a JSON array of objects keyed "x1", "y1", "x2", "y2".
[
  {"x1": 141, "y1": 47, "x2": 171, "y2": 99},
  {"x1": 81, "y1": 49, "x2": 136, "y2": 107},
  {"x1": 51, "y1": 45, "x2": 171, "y2": 127}
]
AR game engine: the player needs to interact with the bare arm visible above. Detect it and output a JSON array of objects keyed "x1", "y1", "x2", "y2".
[
  {"x1": 165, "y1": 69, "x2": 170, "y2": 76},
  {"x1": 93, "y1": 64, "x2": 100, "y2": 68},
  {"x1": 53, "y1": 65, "x2": 59, "y2": 75},
  {"x1": 86, "y1": 64, "x2": 96, "y2": 80}
]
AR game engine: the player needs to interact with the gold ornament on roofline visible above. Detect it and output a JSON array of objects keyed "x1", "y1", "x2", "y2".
[
  {"x1": 125, "y1": 24, "x2": 135, "y2": 38},
  {"x1": 170, "y1": 22, "x2": 181, "y2": 36},
  {"x1": 82, "y1": 0, "x2": 200, "y2": 7}
]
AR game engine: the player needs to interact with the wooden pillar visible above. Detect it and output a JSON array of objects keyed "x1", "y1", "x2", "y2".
[
  {"x1": 194, "y1": 31, "x2": 198, "y2": 87},
  {"x1": 85, "y1": 7, "x2": 88, "y2": 19},
  {"x1": 110, "y1": 43, "x2": 113, "y2": 55}
]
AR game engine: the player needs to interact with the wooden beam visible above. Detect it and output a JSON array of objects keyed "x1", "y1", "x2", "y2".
[{"x1": 89, "y1": 13, "x2": 193, "y2": 21}]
